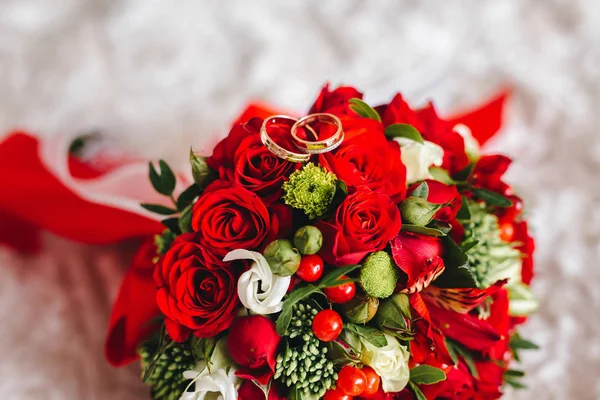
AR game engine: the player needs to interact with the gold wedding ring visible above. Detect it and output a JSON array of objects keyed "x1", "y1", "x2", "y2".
[
  {"x1": 290, "y1": 113, "x2": 344, "y2": 154},
  {"x1": 260, "y1": 115, "x2": 311, "y2": 163},
  {"x1": 260, "y1": 113, "x2": 344, "y2": 162}
]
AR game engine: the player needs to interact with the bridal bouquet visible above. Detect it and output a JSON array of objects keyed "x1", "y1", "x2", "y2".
[{"x1": 0, "y1": 84, "x2": 537, "y2": 400}]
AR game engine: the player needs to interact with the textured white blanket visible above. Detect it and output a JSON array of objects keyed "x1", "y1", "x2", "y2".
[{"x1": 1, "y1": 0, "x2": 599, "y2": 399}]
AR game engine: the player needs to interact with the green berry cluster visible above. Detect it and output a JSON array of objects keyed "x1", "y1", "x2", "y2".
[
  {"x1": 139, "y1": 340, "x2": 195, "y2": 400},
  {"x1": 274, "y1": 302, "x2": 337, "y2": 398},
  {"x1": 463, "y1": 201, "x2": 522, "y2": 287}
]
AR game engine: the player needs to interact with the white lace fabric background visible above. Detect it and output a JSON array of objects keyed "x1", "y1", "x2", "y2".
[{"x1": 0, "y1": 1, "x2": 599, "y2": 399}]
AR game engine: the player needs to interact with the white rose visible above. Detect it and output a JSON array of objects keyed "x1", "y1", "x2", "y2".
[
  {"x1": 394, "y1": 137, "x2": 444, "y2": 184},
  {"x1": 361, "y1": 333, "x2": 410, "y2": 393},
  {"x1": 180, "y1": 338, "x2": 240, "y2": 400},
  {"x1": 223, "y1": 249, "x2": 290, "y2": 314}
]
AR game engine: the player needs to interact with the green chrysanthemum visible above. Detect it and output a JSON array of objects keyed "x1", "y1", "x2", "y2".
[
  {"x1": 462, "y1": 201, "x2": 537, "y2": 316},
  {"x1": 139, "y1": 339, "x2": 195, "y2": 400},
  {"x1": 282, "y1": 163, "x2": 337, "y2": 219},
  {"x1": 360, "y1": 251, "x2": 398, "y2": 299}
]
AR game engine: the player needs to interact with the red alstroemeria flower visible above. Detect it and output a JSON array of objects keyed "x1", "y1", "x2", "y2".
[
  {"x1": 471, "y1": 154, "x2": 514, "y2": 197},
  {"x1": 391, "y1": 232, "x2": 446, "y2": 294}
]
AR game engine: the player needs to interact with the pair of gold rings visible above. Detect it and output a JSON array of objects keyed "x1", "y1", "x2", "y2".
[{"x1": 260, "y1": 113, "x2": 344, "y2": 162}]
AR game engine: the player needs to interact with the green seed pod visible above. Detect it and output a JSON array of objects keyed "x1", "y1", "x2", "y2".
[
  {"x1": 263, "y1": 239, "x2": 301, "y2": 276},
  {"x1": 360, "y1": 251, "x2": 398, "y2": 299},
  {"x1": 293, "y1": 225, "x2": 323, "y2": 255},
  {"x1": 341, "y1": 292, "x2": 380, "y2": 324},
  {"x1": 399, "y1": 196, "x2": 442, "y2": 227}
]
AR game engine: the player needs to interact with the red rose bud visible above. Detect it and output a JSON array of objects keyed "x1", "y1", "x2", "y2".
[{"x1": 227, "y1": 315, "x2": 281, "y2": 385}]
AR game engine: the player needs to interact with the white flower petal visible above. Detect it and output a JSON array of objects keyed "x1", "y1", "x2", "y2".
[
  {"x1": 361, "y1": 334, "x2": 410, "y2": 393},
  {"x1": 224, "y1": 249, "x2": 290, "y2": 315},
  {"x1": 395, "y1": 137, "x2": 444, "y2": 184}
]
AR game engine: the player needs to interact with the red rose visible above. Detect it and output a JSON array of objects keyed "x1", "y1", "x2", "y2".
[
  {"x1": 317, "y1": 186, "x2": 401, "y2": 266},
  {"x1": 207, "y1": 121, "x2": 257, "y2": 172},
  {"x1": 191, "y1": 180, "x2": 281, "y2": 258},
  {"x1": 309, "y1": 83, "x2": 363, "y2": 116},
  {"x1": 206, "y1": 119, "x2": 300, "y2": 204},
  {"x1": 227, "y1": 315, "x2": 281, "y2": 385},
  {"x1": 380, "y1": 94, "x2": 469, "y2": 173},
  {"x1": 154, "y1": 233, "x2": 239, "y2": 342},
  {"x1": 234, "y1": 133, "x2": 300, "y2": 204},
  {"x1": 319, "y1": 118, "x2": 407, "y2": 202}
]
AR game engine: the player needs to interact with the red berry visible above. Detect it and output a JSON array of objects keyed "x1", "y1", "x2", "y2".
[
  {"x1": 323, "y1": 388, "x2": 353, "y2": 400},
  {"x1": 296, "y1": 254, "x2": 324, "y2": 282},
  {"x1": 337, "y1": 365, "x2": 367, "y2": 396},
  {"x1": 361, "y1": 367, "x2": 381, "y2": 397},
  {"x1": 324, "y1": 275, "x2": 356, "y2": 304},
  {"x1": 499, "y1": 220, "x2": 515, "y2": 242},
  {"x1": 312, "y1": 309, "x2": 343, "y2": 342}
]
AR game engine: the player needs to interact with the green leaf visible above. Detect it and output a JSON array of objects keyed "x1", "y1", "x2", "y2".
[
  {"x1": 435, "y1": 236, "x2": 477, "y2": 288},
  {"x1": 344, "y1": 323, "x2": 388, "y2": 348},
  {"x1": 176, "y1": 184, "x2": 201, "y2": 211},
  {"x1": 384, "y1": 124, "x2": 424, "y2": 144},
  {"x1": 505, "y1": 369, "x2": 525, "y2": 378},
  {"x1": 445, "y1": 339, "x2": 459, "y2": 366},
  {"x1": 141, "y1": 203, "x2": 178, "y2": 215},
  {"x1": 429, "y1": 167, "x2": 456, "y2": 185},
  {"x1": 453, "y1": 163, "x2": 475, "y2": 181},
  {"x1": 159, "y1": 160, "x2": 176, "y2": 195},
  {"x1": 410, "y1": 182, "x2": 429, "y2": 199},
  {"x1": 460, "y1": 239, "x2": 479, "y2": 253},
  {"x1": 505, "y1": 379, "x2": 527, "y2": 389},
  {"x1": 446, "y1": 340, "x2": 479, "y2": 378},
  {"x1": 189, "y1": 149, "x2": 217, "y2": 189},
  {"x1": 178, "y1": 205, "x2": 193, "y2": 233},
  {"x1": 349, "y1": 98, "x2": 382, "y2": 122},
  {"x1": 409, "y1": 382, "x2": 427, "y2": 400},
  {"x1": 402, "y1": 224, "x2": 446, "y2": 237},
  {"x1": 149, "y1": 162, "x2": 162, "y2": 194},
  {"x1": 148, "y1": 160, "x2": 177, "y2": 196},
  {"x1": 318, "y1": 264, "x2": 361, "y2": 288},
  {"x1": 190, "y1": 336, "x2": 217, "y2": 363},
  {"x1": 276, "y1": 284, "x2": 320, "y2": 336},
  {"x1": 410, "y1": 365, "x2": 447, "y2": 385},
  {"x1": 471, "y1": 188, "x2": 512, "y2": 207},
  {"x1": 161, "y1": 217, "x2": 181, "y2": 234},
  {"x1": 456, "y1": 195, "x2": 471, "y2": 220},
  {"x1": 509, "y1": 337, "x2": 540, "y2": 350}
]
